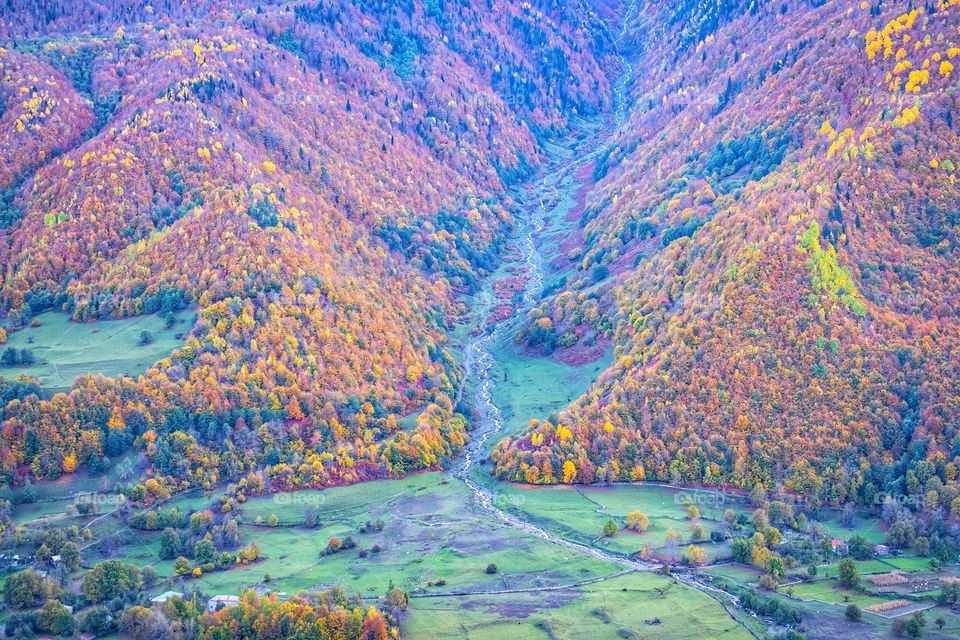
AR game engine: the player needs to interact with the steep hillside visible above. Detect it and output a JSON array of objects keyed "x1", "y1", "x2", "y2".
[
  {"x1": 494, "y1": 0, "x2": 960, "y2": 504},
  {"x1": 0, "y1": 0, "x2": 618, "y2": 486}
]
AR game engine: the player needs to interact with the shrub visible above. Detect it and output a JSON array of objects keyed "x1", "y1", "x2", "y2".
[{"x1": 845, "y1": 604, "x2": 862, "y2": 622}]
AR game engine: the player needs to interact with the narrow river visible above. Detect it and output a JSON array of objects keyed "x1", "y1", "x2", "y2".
[
  {"x1": 452, "y1": 3, "x2": 758, "y2": 635},
  {"x1": 454, "y1": 0, "x2": 652, "y2": 570}
]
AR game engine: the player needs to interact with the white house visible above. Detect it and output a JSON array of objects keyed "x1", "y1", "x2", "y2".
[
  {"x1": 207, "y1": 595, "x2": 240, "y2": 613},
  {"x1": 151, "y1": 591, "x2": 184, "y2": 605}
]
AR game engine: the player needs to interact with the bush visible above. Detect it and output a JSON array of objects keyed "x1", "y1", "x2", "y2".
[
  {"x1": 736, "y1": 587, "x2": 802, "y2": 625},
  {"x1": 142, "y1": 565, "x2": 158, "y2": 589},
  {"x1": 386, "y1": 586, "x2": 409, "y2": 611},
  {"x1": 173, "y1": 556, "x2": 192, "y2": 576},
  {"x1": 603, "y1": 520, "x2": 618, "y2": 537},
  {"x1": 845, "y1": 604, "x2": 862, "y2": 622}
]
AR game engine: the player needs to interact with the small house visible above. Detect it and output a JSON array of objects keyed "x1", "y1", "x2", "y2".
[
  {"x1": 207, "y1": 595, "x2": 240, "y2": 613},
  {"x1": 151, "y1": 591, "x2": 184, "y2": 605}
]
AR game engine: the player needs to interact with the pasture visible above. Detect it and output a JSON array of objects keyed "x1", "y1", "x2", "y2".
[
  {"x1": 403, "y1": 571, "x2": 752, "y2": 640},
  {"x1": 813, "y1": 510, "x2": 887, "y2": 545},
  {"x1": 493, "y1": 482, "x2": 746, "y2": 560},
  {"x1": 62, "y1": 473, "x2": 619, "y2": 601},
  {"x1": 0, "y1": 308, "x2": 195, "y2": 392},
  {"x1": 489, "y1": 332, "x2": 612, "y2": 441},
  {"x1": 786, "y1": 578, "x2": 892, "y2": 608}
]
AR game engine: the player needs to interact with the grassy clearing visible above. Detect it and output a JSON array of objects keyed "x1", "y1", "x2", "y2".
[
  {"x1": 489, "y1": 333, "x2": 612, "y2": 441},
  {"x1": 10, "y1": 453, "x2": 146, "y2": 526},
  {"x1": 234, "y1": 473, "x2": 438, "y2": 526},
  {"x1": 916, "y1": 607, "x2": 960, "y2": 638},
  {"x1": 578, "y1": 484, "x2": 737, "y2": 523},
  {"x1": 880, "y1": 556, "x2": 935, "y2": 572},
  {"x1": 196, "y1": 475, "x2": 614, "y2": 597},
  {"x1": 814, "y1": 511, "x2": 887, "y2": 544},
  {"x1": 817, "y1": 559, "x2": 896, "y2": 579},
  {"x1": 0, "y1": 308, "x2": 194, "y2": 392},
  {"x1": 705, "y1": 563, "x2": 763, "y2": 587},
  {"x1": 493, "y1": 482, "x2": 745, "y2": 560},
  {"x1": 71, "y1": 473, "x2": 616, "y2": 600},
  {"x1": 11, "y1": 494, "x2": 122, "y2": 526},
  {"x1": 403, "y1": 571, "x2": 752, "y2": 640},
  {"x1": 786, "y1": 579, "x2": 892, "y2": 608}
]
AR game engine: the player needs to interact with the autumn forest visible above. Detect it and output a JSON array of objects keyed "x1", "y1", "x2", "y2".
[{"x1": 0, "y1": 0, "x2": 959, "y2": 639}]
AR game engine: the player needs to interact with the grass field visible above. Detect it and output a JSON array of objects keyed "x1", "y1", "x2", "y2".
[
  {"x1": 492, "y1": 482, "x2": 745, "y2": 560},
  {"x1": 818, "y1": 559, "x2": 897, "y2": 579},
  {"x1": 403, "y1": 571, "x2": 752, "y2": 640},
  {"x1": 914, "y1": 607, "x2": 960, "y2": 639},
  {"x1": 705, "y1": 563, "x2": 763, "y2": 587},
  {"x1": 880, "y1": 556, "x2": 935, "y2": 572},
  {"x1": 786, "y1": 578, "x2": 893, "y2": 608},
  {"x1": 0, "y1": 308, "x2": 195, "y2": 392},
  {"x1": 65, "y1": 473, "x2": 618, "y2": 601},
  {"x1": 196, "y1": 474, "x2": 616, "y2": 597},
  {"x1": 814, "y1": 511, "x2": 887, "y2": 545},
  {"x1": 487, "y1": 326, "x2": 612, "y2": 441},
  {"x1": 9, "y1": 466, "x2": 934, "y2": 640},
  {"x1": 10, "y1": 452, "x2": 148, "y2": 526}
]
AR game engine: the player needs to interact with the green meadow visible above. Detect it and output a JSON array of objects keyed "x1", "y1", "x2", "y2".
[
  {"x1": 9, "y1": 452, "x2": 146, "y2": 526},
  {"x1": 68, "y1": 473, "x2": 617, "y2": 600},
  {"x1": 0, "y1": 308, "x2": 194, "y2": 392},
  {"x1": 489, "y1": 334, "x2": 612, "y2": 440},
  {"x1": 403, "y1": 571, "x2": 752, "y2": 640},
  {"x1": 814, "y1": 510, "x2": 888, "y2": 545},
  {"x1": 786, "y1": 578, "x2": 892, "y2": 608},
  {"x1": 11, "y1": 464, "x2": 960, "y2": 640},
  {"x1": 490, "y1": 482, "x2": 748, "y2": 562},
  {"x1": 877, "y1": 555, "x2": 934, "y2": 572}
]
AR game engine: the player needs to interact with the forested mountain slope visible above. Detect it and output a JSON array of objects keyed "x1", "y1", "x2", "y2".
[
  {"x1": 494, "y1": 0, "x2": 960, "y2": 505},
  {"x1": 0, "y1": 0, "x2": 618, "y2": 486}
]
